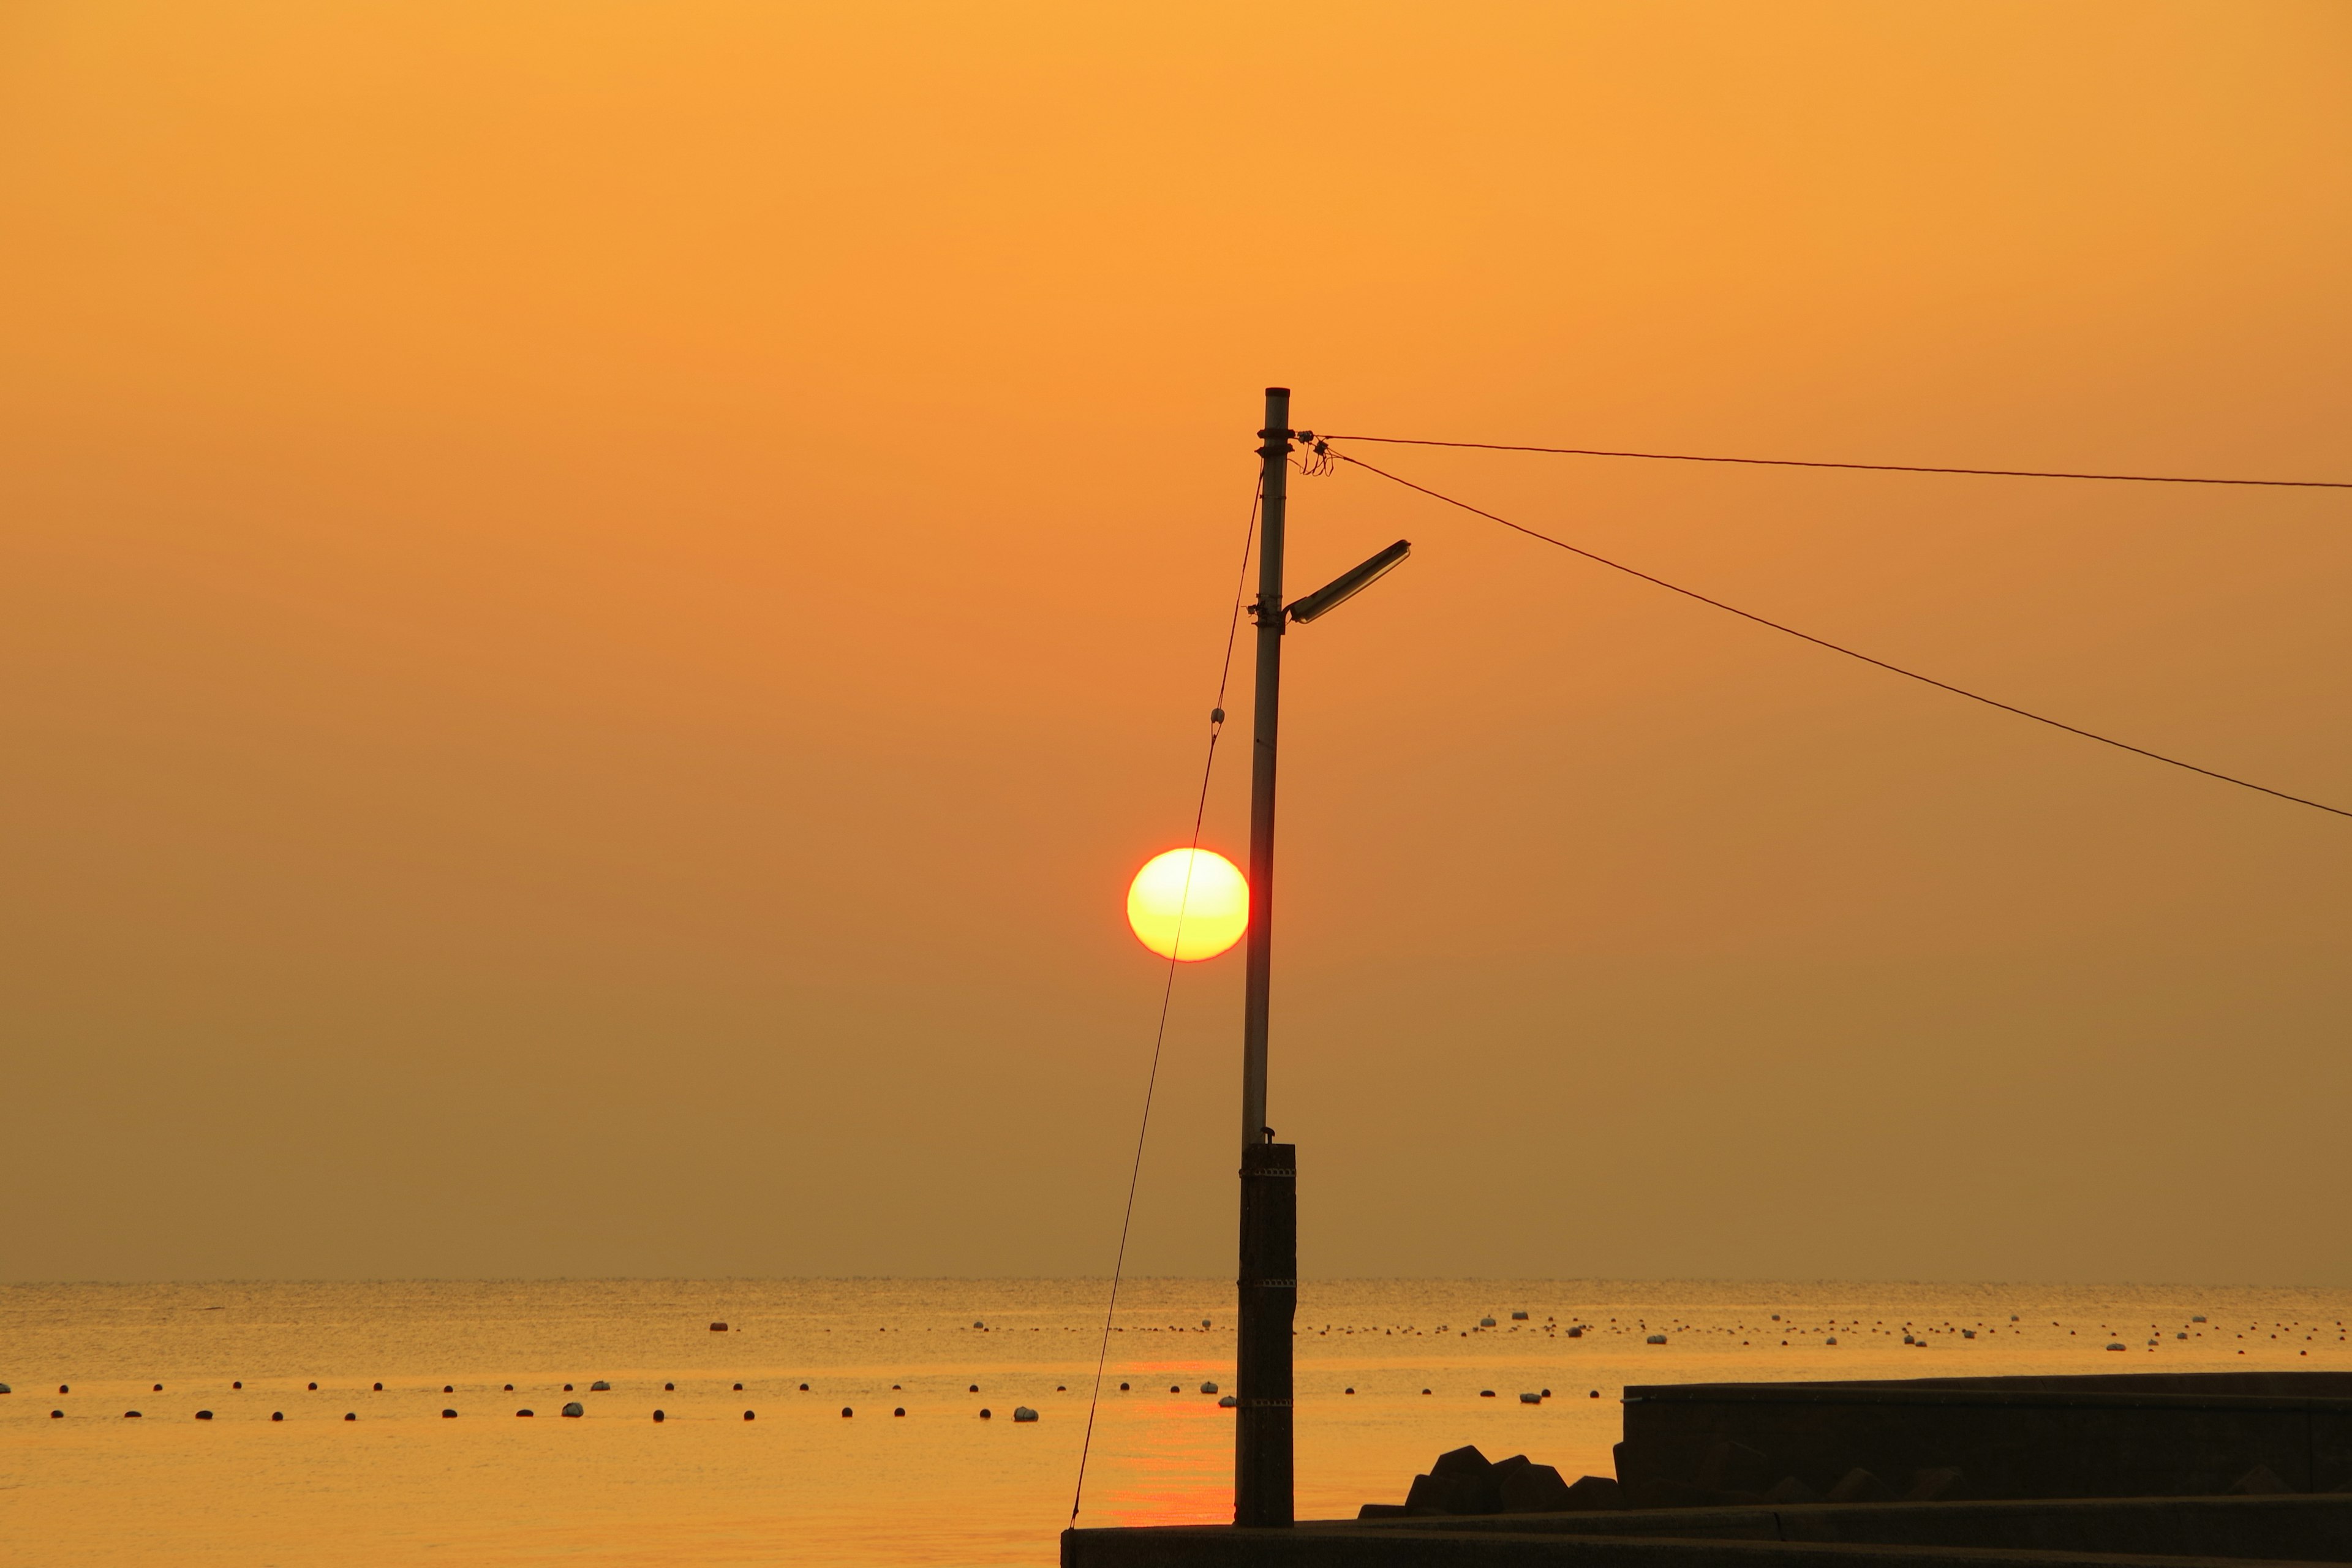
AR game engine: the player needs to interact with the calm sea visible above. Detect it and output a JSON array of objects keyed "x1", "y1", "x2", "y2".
[{"x1": 4, "y1": 1278, "x2": 2344, "y2": 1565}]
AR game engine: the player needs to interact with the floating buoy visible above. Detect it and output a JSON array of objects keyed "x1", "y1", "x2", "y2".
[
  {"x1": 1479, "y1": 1317, "x2": 1496, "y2": 1327},
  {"x1": 589, "y1": 1381, "x2": 610, "y2": 1392},
  {"x1": 518, "y1": 1409, "x2": 535, "y2": 1418},
  {"x1": 1827, "y1": 1338, "x2": 1839, "y2": 1346},
  {"x1": 742, "y1": 1410, "x2": 755, "y2": 1421},
  {"x1": 709, "y1": 1322, "x2": 728, "y2": 1332},
  {"x1": 1345, "y1": 1387, "x2": 1356, "y2": 1395},
  {"x1": 344, "y1": 1412, "x2": 355, "y2": 1421},
  {"x1": 50, "y1": 1410, "x2": 63, "y2": 1419},
  {"x1": 1199, "y1": 1381, "x2": 1218, "y2": 1394},
  {"x1": 1518, "y1": 1392, "x2": 1540, "y2": 1404},
  {"x1": 894, "y1": 1406, "x2": 905, "y2": 1417},
  {"x1": 1421, "y1": 1389, "x2": 1431, "y2": 1395},
  {"x1": 154, "y1": 1384, "x2": 164, "y2": 1392},
  {"x1": 1589, "y1": 1390, "x2": 1600, "y2": 1398},
  {"x1": 1118, "y1": 1382, "x2": 1128, "y2": 1392},
  {"x1": 59, "y1": 1384, "x2": 69, "y2": 1394},
  {"x1": 231, "y1": 1381, "x2": 241, "y2": 1390},
  {"x1": 733, "y1": 1383, "x2": 743, "y2": 1392},
  {"x1": 373, "y1": 1383, "x2": 382, "y2": 1391},
  {"x1": 1479, "y1": 1389, "x2": 1494, "y2": 1398},
  {"x1": 196, "y1": 1410, "x2": 213, "y2": 1420},
  {"x1": 271, "y1": 1412, "x2": 283, "y2": 1421},
  {"x1": 1056, "y1": 1385, "x2": 1066, "y2": 1392},
  {"x1": 978, "y1": 1408, "x2": 992, "y2": 1419},
  {"x1": 841, "y1": 1407, "x2": 853, "y2": 1418},
  {"x1": 968, "y1": 1384, "x2": 979, "y2": 1393},
  {"x1": 306, "y1": 1382, "x2": 316, "y2": 1391},
  {"x1": 1218, "y1": 1395, "x2": 1237, "y2": 1408},
  {"x1": 652, "y1": 1410, "x2": 665, "y2": 1422},
  {"x1": 973, "y1": 1321, "x2": 984, "y2": 1329},
  {"x1": 1511, "y1": 1311, "x2": 1529, "y2": 1321},
  {"x1": 503, "y1": 1384, "x2": 514, "y2": 1392},
  {"x1": 2106, "y1": 1343, "x2": 2127, "y2": 1352},
  {"x1": 663, "y1": 1382, "x2": 674, "y2": 1392},
  {"x1": 1645, "y1": 1334, "x2": 1667, "y2": 1344},
  {"x1": 562, "y1": 1384, "x2": 573, "y2": 1392},
  {"x1": 443, "y1": 1385, "x2": 454, "y2": 1394},
  {"x1": 126, "y1": 1410, "x2": 143, "y2": 1419},
  {"x1": 441, "y1": 1409, "x2": 456, "y2": 1419},
  {"x1": 1201, "y1": 1320, "x2": 1211, "y2": 1328},
  {"x1": 1169, "y1": 1385, "x2": 1181, "y2": 1393},
  {"x1": 1013, "y1": 1406, "x2": 1038, "y2": 1422},
  {"x1": 561, "y1": 1403, "x2": 582, "y2": 1417}
]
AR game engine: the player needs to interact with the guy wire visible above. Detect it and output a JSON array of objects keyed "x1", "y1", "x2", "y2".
[{"x1": 1071, "y1": 478, "x2": 1261, "y2": 1527}]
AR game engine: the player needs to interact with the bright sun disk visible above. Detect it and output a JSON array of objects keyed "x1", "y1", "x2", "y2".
[{"x1": 1125, "y1": 848, "x2": 1248, "y2": 961}]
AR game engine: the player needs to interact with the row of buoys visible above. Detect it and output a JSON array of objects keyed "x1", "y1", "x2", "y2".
[{"x1": 64, "y1": 1400, "x2": 1061, "y2": 1423}]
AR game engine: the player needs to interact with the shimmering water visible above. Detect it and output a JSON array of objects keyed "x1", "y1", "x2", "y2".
[{"x1": 4, "y1": 1278, "x2": 2345, "y2": 1564}]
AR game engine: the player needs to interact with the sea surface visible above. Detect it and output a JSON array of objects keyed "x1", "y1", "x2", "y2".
[{"x1": 4, "y1": 1278, "x2": 2345, "y2": 1565}]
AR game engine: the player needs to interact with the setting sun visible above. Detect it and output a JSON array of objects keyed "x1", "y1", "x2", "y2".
[{"x1": 1125, "y1": 848, "x2": 1248, "y2": 962}]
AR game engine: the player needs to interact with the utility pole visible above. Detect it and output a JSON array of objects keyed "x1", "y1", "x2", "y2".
[{"x1": 1235, "y1": 386, "x2": 1297, "y2": 1528}]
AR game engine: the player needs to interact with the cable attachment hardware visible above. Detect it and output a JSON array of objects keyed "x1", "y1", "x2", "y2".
[{"x1": 1291, "y1": 430, "x2": 1335, "y2": 477}]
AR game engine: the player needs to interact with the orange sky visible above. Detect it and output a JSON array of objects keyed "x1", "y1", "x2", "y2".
[{"x1": 4, "y1": 1, "x2": 2349, "y2": 1285}]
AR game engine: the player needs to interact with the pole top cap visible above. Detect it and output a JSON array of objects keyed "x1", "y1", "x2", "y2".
[{"x1": 1265, "y1": 386, "x2": 1291, "y2": 396}]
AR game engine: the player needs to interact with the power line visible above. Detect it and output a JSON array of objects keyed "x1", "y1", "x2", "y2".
[
  {"x1": 1316, "y1": 434, "x2": 2352, "y2": 491},
  {"x1": 1327, "y1": 448, "x2": 2352, "y2": 821},
  {"x1": 1070, "y1": 480, "x2": 1259, "y2": 1529}
]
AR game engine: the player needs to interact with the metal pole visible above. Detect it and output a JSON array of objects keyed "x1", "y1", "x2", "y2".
[{"x1": 1234, "y1": 387, "x2": 1296, "y2": 1528}]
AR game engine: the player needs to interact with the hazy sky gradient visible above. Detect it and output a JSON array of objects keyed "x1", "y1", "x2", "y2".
[{"x1": 4, "y1": 1, "x2": 2349, "y2": 1284}]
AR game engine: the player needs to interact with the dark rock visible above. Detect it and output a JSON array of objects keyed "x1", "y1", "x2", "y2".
[
  {"x1": 1828, "y1": 1467, "x2": 1896, "y2": 1503},
  {"x1": 1907, "y1": 1466, "x2": 1967, "y2": 1501},
  {"x1": 1499, "y1": 1461, "x2": 1575, "y2": 1512},
  {"x1": 2232, "y1": 1464, "x2": 2295, "y2": 1495},
  {"x1": 1561, "y1": 1476, "x2": 1625, "y2": 1511},
  {"x1": 1431, "y1": 1444, "x2": 1493, "y2": 1479},
  {"x1": 1766, "y1": 1475, "x2": 1822, "y2": 1504}
]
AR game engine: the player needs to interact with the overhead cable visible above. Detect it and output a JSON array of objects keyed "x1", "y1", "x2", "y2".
[
  {"x1": 1317, "y1": 434, "x2": 2352, "y2": 490},
  {"x1": 1326, "y1": 448, "x2": 2351, "y2": 820}
]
